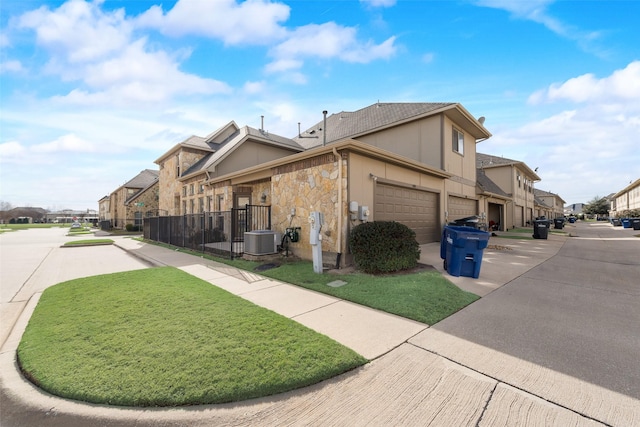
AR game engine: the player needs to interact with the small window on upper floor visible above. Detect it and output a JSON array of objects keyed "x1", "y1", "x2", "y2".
[{"x1": 452, "y1": 127, "x2": 464, "y2": 155}]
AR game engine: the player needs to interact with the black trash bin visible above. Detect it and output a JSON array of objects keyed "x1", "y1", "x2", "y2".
[
  {"x1": 633, "y1": 219, "x2": 640, "y2": 230},
  {"x1": 533, "y1": 219, "x2": 549, "y2": 239},
  {"x1": 553, "y1": 218, "x2": 564, "y2": 229}
]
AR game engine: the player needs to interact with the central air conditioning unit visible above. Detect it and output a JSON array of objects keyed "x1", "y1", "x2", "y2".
[{"x1": 244, "y1": 230, "x2": 278, "y2": 255}]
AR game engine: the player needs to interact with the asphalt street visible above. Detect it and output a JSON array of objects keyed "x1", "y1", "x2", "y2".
[{"x1": 416, "y1": 221, "x2": 640, "y2": 398}]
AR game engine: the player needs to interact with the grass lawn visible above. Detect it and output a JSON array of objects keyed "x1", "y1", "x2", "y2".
[
  {"x1": 139, "y1": 242, "x2": 479, "y2": 326},
  {"x1": 18, "y1": 267, "x2": 366, "y2": 407},
  {"x1": 255, "y1": 262, "x2": 478, "y2": 325},
  {"x1": 63, "y1": 239, "x2": 114, "y2": 246}
]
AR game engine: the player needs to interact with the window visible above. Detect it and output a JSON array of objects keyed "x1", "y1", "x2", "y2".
[
  {"x1": 189, "y1": 184, "x2": 194, "y2": 195},
  {"x1": 452, "y1": 127, "x2": 464, "y2": 155},
  {"x1": 190, "y1": 199, "x2": 194, "y2": 214},
  {"x1": 198, "y1": 197, "x2": 204, "y2": 213},
  {"x1": 176, "y1": 157, "x2": 180, "y2": 178},
  {"x1": 182, "y1": 186, "x2": 187, "y2": 197},
  {"x1": 207, "y1": 196, "x2": 212, "y2": 212},
  {"x1": 517, "y1": 173, "x2": 522, "y2": 188},
  {"x1": 217, "y1": 195, "x2": 224, "y2": 211},
  {"x1": 199, "y1": 183, "x2": 204, "y2": 194}
]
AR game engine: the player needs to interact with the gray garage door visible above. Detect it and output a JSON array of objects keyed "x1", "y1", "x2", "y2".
[
  {"x1": 374, "y1": 183, "x2": 439, "y2": 244},
  {"x1": 447, "y1": 196, "x2": 477, "y2": 222}
]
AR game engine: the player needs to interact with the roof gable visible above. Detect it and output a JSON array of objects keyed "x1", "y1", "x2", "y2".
[{"x1": 295, "y1": 102, "x2": 490, "y2": 149}]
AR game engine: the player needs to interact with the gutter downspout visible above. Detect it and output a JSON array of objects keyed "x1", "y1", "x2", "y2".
[{"x1": 332, "y1": 147, "x2": 342, "y2": 268}]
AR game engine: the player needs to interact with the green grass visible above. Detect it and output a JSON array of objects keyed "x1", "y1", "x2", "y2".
[
  {"x1": 63, "y1": 239, "x2": 114, "y2": 246},
  {"x1": 18, "y1": 267, "x2": 366, "y2": 407},
  {"x1": 255, "y1": 262, "x2": 478, "y2": 325},
  {"x1": 138, "y1": 242, "x2": 479, "y2": 326}
]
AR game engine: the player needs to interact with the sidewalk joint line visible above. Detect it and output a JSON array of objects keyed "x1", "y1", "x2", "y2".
[{"x1": 412, "y1": 344, "x2": 614, "y2": 427}]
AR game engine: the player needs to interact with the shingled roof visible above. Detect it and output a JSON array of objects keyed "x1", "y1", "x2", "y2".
[
  {"x1": 476, "y1": 169, "x2": 510, "y2": 198},
  {"x1": 123, "y1": 169, "x2": 159, "y2": 189},
  {"x1": 294, "y1": 102, "x2": 490, "y2": 149}
]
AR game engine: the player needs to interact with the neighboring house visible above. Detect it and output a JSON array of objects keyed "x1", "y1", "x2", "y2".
[
  {"x1": 98, "y1": 196, "x2": 110, "y2": 224},
  {"x1": 476, "y1": 169, "x2": 510, "y2": 231},
  {"x1": 108, "y1": 169, "x2": 159, "y2": 229},
  {"x1": 189, "y1": 102, "x2": 491, "y2": 265},
  {"x1": 476, "y1": 153, "x2": 540, "y2": 228},
  {"x1": 154, "y1": 121, "x2": 304, "y2": 217},
  {"x1": 610, "y1": 178, "x2": 640, "y2": 217},
  {"x1": 534, "y1": 189, "x2": 565, "y2": 219},
  {"x1": 564, "y1": 203, "x2": 585, "y2": 216}
]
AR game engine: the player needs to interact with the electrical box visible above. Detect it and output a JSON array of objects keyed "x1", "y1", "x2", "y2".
[{"x1": 358, "y1": 205, "x2": 370, "y2": 221}]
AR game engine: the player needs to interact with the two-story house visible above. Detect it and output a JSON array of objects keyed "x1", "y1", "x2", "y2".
[
  {"x1": 534, "y1": 189, "x2": 565, "y2": 219},
  {"x1": 107, "y1": 169, "x2": 159, "y2": 229},
  {"x1": 476, "y1": 153, "x2": 540, "y2": 228},
  {"x1": 185, "y1": 102, "x2": 491, "y2": 265}
]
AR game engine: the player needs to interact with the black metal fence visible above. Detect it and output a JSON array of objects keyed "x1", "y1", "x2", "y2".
[{"x1": 143, "y1": 205, "x2": 271, "y2": 258}]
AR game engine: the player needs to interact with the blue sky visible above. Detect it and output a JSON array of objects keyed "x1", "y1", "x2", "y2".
[{"x1": 1, "y1": 0, "x2": 639, "y2": 211}]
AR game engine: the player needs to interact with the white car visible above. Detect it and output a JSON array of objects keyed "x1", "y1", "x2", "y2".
[{"x1": 70, "y1": 222, "x2": 82, "y2": 229}]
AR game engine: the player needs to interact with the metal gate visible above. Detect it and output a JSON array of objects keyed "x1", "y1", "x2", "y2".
[{"x1": 143, "y1": 205, "x2": 271, "y2": 258}]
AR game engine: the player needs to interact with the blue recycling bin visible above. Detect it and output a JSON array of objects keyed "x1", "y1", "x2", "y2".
[
  {"x1": 440, "y1": 225, "x2": 490, "y2": 278},
  {"x1": 622, "y1": 218, "x2": 631, "y2": 228}
]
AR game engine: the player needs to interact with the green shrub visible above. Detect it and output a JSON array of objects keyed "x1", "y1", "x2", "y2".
[
  {"x1": 349, "y1": 221, "x2": 420, "y2": 274},
  {"x1": 125, "y1": 224, "x2": 141, "y2": 232}
]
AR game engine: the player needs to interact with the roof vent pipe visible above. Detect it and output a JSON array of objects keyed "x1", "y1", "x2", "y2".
[
  {"x1": 261, "y1": 115, "x2": 264, "y2": 131},
  {"x1": 323, "y1": 110, "x2": 327, "y2": 146}
]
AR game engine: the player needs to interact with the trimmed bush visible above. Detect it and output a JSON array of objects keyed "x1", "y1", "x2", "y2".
[
  {"x1": 125, "y1": 224, "x2": 141, "y2": 232},
  {"x1": 349, "y1": 221, "x2": 420, "y2": 274}
]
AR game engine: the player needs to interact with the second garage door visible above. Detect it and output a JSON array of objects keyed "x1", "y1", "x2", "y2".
[
  {"x1": 447, "y1": 195, "x2": 477, "y2": 222},
  {"x1": 374, "y1": 183, "x2": 439, "y2": 244}
]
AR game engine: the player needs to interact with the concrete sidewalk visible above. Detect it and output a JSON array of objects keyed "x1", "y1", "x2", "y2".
[{"x1": 2, "y1": 226, "x2": 632, "y2": 426}]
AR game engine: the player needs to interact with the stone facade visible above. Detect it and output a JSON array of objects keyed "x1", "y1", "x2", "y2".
[
  {"x1": 270, "y1": 152, "x2": 346, "y2": 261},
  {"x1": 158, "y1": 148, "x2": 210, "y2": 215},
  {"x1": 125, "y1": 182, "x2": 160, "y2": 225}
]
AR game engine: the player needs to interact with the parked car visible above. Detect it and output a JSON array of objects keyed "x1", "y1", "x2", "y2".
[{"x1": 70, "y1": 222, "x2": 82, "y2": 229}]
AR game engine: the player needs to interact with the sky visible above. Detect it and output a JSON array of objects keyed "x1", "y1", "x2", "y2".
[{"x1": 1, "y1": 0, "x2": 639, "y2": 211}]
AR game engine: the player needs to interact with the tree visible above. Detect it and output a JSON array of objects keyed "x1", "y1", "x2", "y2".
[{"x1": 583, "y1": 196, "x2": 610, "y2": 216}]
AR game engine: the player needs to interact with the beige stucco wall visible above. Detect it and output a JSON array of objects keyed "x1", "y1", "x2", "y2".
[
  {"x1": 212, "y1": 142, "x2": 300, "y2": 178},
  {"x1": 348, "y1": 152, "x2": 445, "y2": 223},
  {"x1": 357, "y1": 115, "x2": 442, "y2": 170}
]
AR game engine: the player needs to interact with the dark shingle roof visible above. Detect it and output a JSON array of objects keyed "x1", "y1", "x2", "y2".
[
  {"x1": 294, "y1": 102, "x2": 454, "y2": 148},
  {"x1": 124, "y1": 169, "x2": 159, "y2": 189},
  {"x1": 476, "y1": 169, "x2": 510, "y2": 197},
  {"x1": 476, "y1": 152, "x2": 521, "y2": 169}
]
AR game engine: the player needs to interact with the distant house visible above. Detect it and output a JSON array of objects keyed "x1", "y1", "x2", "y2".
[
  {"x1": 534, "y1": 189, "x2": 565, "y2": 219},
  {"x1": 107, "y1": 169, "x2": 159, "y2": 229},
  {"x1": 564, "y1": 203, "x2": 585, "y2": 216},
  {"x1": 476, "y1": 153, "x2": 541, "y2": 228},
  {"x1": 154, "y1": 121, "x2": 303, "y2": 217},
  {"x1": 609, "y1": 178, "x2": 640, "y2": 218}
]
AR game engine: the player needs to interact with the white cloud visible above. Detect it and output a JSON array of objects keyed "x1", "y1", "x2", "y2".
[
  {"x1": 18, "y1": 0, "x2": 131, "y2": 63},
  {"x1": 0, "y1": 60, "x2": 24, "y2": 73},
  {"x1": 33, "y1": 133, "x2": 96, "y2": 153},
  {"x1": 15, "y1": 1, "x2": 231, "y2": 107},
  {"x1": 360, "y1": 0, "x2": 397, "y2": 8},
  {"x1": 0, "y1": 141, "x2": 27, "y2": 160},
  {"x1": 529, "y1": 61, "x2": 640, "y2": 105},
  {"x1": 473, "y1": 0, "x2": 606, "y2": 56},
  {"x1": 268, "y1": 22, "x2": 397, "y2": 72},
  {"x1": 243, "y1": 81, "x2": 265, "y2": 94},
  {"x1": 483, "y1": 61, "x2": 640, "y2": 202},
  {"x1": 136, "y1": 0, "x2": 290, "y2": 45}
]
